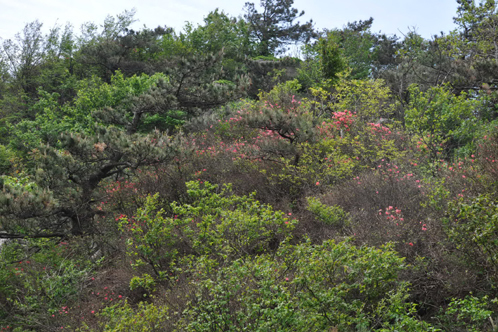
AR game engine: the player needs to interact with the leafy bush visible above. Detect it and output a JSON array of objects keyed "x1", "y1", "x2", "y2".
[
  {"x1": 475, "y1": 123, "x2": 498, "y2": 191},
  {"x1": 405, "y1": 84, "x2": 481, "y2": 160},
  {"x1": 0, "y1": 145, "x2": 15, "y2": 175},
  {"x1": 120, "y1": 181, "x2": 296, "y2": 279},
  {"x1": 257, "y1": 79, "x2": 302, "y2": 110},
  {"x1": 0, "y1": 238, "x2": 94, "y2": 329},
  {"x1": 178, "y1": 239, "x2": 434, "y2": 331},
  {"x1": 307, "y1": 196, "x2": 349, "y2": 226},
  {"x1": 329, "y1": 77, "x2": 396, "y2": 123},
  {"x1": 78, "y1": 301, "x2": 170, "y2": 332},
  {"x1": 445, "y1": 194, "x2": 498, "y2": 280},
  {"x1": 437, "y1": 295, "x2": 497, "y2": 332}
]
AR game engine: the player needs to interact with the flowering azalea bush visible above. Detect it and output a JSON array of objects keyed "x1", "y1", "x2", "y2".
[{"x1": 332, "y1": 109, "x2": 356, "y2": 131}]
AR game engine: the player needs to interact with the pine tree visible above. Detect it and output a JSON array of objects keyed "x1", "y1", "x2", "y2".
[
  {"x1": 244, "y1": 0, "x2": 316, "y2": 56},
  {"x1": 1, "y1": 54, "x2": 248, "y2": 238}
]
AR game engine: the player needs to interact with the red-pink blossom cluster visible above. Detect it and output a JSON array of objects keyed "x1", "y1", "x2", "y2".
[{"x1": 332, "y1": 110, "x2": 356, "y2": 131}]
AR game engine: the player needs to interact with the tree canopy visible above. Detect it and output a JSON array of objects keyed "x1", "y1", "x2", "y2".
[{"x1": 244, "y1": 0, "x2": 316, "y2": 55}]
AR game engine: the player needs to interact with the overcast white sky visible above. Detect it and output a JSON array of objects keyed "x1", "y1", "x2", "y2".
[{"x1": 0, "y1": 0, "x2": 459, "y2": 42}]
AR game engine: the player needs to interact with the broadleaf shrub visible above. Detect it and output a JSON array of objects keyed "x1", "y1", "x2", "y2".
[
  {"x1": 119, "y1": 181, "x2": 296, "y2": 279},
  {"x1": 178, "y1": 239, "x2": 434, "y2": 331}
]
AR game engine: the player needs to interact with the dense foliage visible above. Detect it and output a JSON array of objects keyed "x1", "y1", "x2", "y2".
[{"x1": 2, "y1": 1, "x2": 498, "y2": 330}]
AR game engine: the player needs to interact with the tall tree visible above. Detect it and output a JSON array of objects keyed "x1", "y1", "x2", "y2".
[
  {"x1": 76, "y1": 9, "x2": 146, "y2": 81},
  {"x1": 243, "y1": 0, "x2": 316, "y2": 56},
  {"x1": 1, "y1": 55, "x2": 249, "y2": 238},
  {"x1": 1, "y1": 74, "x2": 178, "y2": 238},
  {"x1": 449, "y1": 0, "x2": 498, "y2": 94},
  {"x1": 328, "y1": 18, "x2": 376, "y2": 80},
  {"x1": 183, "y1": 9, "x2": 254, "y2": 60},
  {"x1": 181, "y1": 9, "x2": 255, "y2": 80},
  {"x1": 0, "y1": 21, "x2": 44, "y2": 96},
  {"x1": 0, "y1": 21, "x2": 76, "y2": 94},
  {"x1": 0, "y1": 20, "x2": 78, "y2": 124}
]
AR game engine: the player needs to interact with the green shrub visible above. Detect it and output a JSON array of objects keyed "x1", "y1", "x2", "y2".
[
  {"x1": 437, "y1": 295, "x2": 497, "y2": 332},
  {"x1": 178, "y1": 239, "x2": 434, "y2": 331},
  {"x1": 129, "y1": 273, "x2": 156, "y2": 296},
  {"x1": 0, "y1": 238, "x2": 93, "y2": 328},
  {"x1": 0, "y1": 145, "x2": 15, "y2": 175},
  {"x1": 445, "y1": 194, "x2": 498, "y2": 277},
  {"x1": 120, "y1": 181, "x2": 296, "y2": 279},
  {"x1": 405, "y1": 84, "x2": 481, "y2": 161},
  {"x1": 78, "y1": 301, "x2": 170, "y2": 332},
  {"x1": 307, "y1": 196, "x2": 349, "y2": 226}
]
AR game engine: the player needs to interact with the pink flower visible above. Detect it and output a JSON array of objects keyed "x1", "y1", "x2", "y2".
[
  {"x1": 316, "y1": 181, "x2": 320, "y2": 186},
  {"x1": 408, "y1": 242, "x2": 414, "y2": 246}
]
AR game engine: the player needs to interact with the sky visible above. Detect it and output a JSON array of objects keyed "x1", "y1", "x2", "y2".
[{"x1": 0, "y1": 0, "x2": 459, "y2": 42}]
